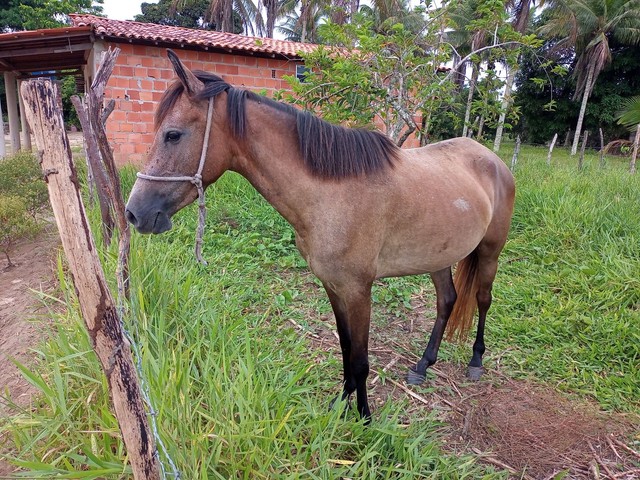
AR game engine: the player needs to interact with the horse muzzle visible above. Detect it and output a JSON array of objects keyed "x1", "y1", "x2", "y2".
[{"x1": 125, "y1": 206, "x2": 173, "y2": 234}]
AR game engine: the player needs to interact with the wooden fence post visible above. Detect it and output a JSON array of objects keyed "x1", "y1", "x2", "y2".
[
  {"x1": 579, "y1": 130, "x2": 588, "y2": 170},
  {"x1": 71, "y1": 94, "x2": 115, "y2": 245},
  {"x1": 21, "y1": 78, "x2": 160, "y2": 480},
  {"x1": 630, "y1": 124, "x2": 640, "y2": 174},
  {"x1": 547, "y1": 133, "x2": 558, "y2": 166},
  {"x1": 599, "y1": 128, "x2": 605, "y2": 168},
  {"x1": 511, "y1": 135, "x2": 521, "y2": 172}
]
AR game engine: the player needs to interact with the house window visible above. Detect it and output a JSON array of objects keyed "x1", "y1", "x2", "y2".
[{"x1": 296, "y1": 64, "x2": 309, "y2": 82}]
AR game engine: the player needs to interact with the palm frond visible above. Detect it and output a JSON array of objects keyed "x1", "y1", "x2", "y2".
[{"x1": 617, "y1": 96, "x2": 640, "y2": 130}]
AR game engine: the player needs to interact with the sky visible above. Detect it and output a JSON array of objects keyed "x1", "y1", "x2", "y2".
[{"x1": 101, "y1": 0, "x2": 159, "y2": 21}]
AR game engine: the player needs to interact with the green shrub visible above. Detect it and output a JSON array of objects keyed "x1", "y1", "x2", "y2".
[
  {"x1": 0, "y1": 151, "x2": 49, "y2": 215},
  {"x1": 0, "y1": 195, "x2": 38, "y2": 268}
]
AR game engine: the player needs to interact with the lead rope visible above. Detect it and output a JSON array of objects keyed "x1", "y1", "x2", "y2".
[{"x1": 136, "y1": 97, "x2": 214, "y2": 265}]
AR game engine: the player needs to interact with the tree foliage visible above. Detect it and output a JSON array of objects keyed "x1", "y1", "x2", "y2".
[
  {"x1": 0, "y1": 0, "x2": 103, "y2": 31},
  {"x1": 135, "y1": 0, "x2": 243, "y2": 32},
  {"x1": 282, "y1": 10, "x2": 459, "y2": 146},
  {"x1": 515, "y1": 38, "x2": 640, "y2": 144},
  {"x1": 617, "y1": 96, "x2": 640, "y2": 130}
]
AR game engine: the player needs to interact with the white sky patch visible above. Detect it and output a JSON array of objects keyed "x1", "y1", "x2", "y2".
[{"x1": 101, "y1": 0, "x2": 159, "y2": 21}]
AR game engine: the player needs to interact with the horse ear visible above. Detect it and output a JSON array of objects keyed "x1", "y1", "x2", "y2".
[{"x1": 167, "y1": 49, "x2": 203, "y2": 97}]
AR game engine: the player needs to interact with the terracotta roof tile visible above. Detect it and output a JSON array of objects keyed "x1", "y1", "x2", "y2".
[{"x1": 69, "y1": 14, "x2": 316, "y2": 59}]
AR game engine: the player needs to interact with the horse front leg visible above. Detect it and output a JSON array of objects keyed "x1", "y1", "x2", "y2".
[
  {"x1": 407, "y1": 267, "x2": 457, "y2": 385},
  {"x1": 323, "y1": 282, "x2": 373, "y2": 421}
]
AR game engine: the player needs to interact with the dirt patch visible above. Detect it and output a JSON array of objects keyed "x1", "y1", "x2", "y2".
[
  {"x1": 0, "y1": 224, "x2": 61, "y2": 475},
  {"x1": 445, "y1": 372, "x2": 639, "y2": 479},
  {"x1": 297, "y1": 281, "x2": 640, "y2": 479}
]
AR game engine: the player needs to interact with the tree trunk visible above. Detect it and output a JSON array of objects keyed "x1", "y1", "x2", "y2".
[
  {"x1": 571, "y1": 64, "x2": 595, "y2": 155},
  {"x1": 21, "y1": 78, "x2": 160, "y2": 480},
  {"x1": 493, "y1": 65, "x2": 516, "y2": 152},
  {"x1": 462, "y1": 64, "x2": 478, "y2": 138},
  {"x1": 300, "y1": 4, "x2": 308, "y2": 43}
]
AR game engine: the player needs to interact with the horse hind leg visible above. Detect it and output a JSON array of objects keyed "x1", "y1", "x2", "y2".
[
  {"x1": 467, "y1": 237, "x2": 506, "y2": 381},
  {"x1": 407, "y1": 267, "x2": 457, "y2": 385}
]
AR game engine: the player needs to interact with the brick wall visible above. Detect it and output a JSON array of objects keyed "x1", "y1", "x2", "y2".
[
  {"x1": 93, "y1": 41, "x2": 300, "y2": 165},
  {"x1": 91, "y1": 41, "x2": 420, "y2": 166}
]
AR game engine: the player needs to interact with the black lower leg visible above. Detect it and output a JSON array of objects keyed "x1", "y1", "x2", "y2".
[
  {"x1": 408, "y1": 268, "x2": 456, "y2": 385},
  {"x1": 353, "y1": 358, "x2": 371, "y2": 421},
  {"x1": 468, "y1": 290, "x2": 490, "y2": 381}
]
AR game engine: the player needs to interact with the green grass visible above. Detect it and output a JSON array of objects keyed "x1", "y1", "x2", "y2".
[
  {"x1": 1, "y1": 143, "x2": 638, "y2": 477},
  {"x1": 491, "y1": 144, "x2": 640, "y2": 411}
]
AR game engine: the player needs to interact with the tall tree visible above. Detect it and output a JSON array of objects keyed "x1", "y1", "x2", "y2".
[
  {"x1": 276, "y1": 2, "x2": 325, "y2": 42},
  {"x1": 493, "y1": 0, "x2": 541, "y2": 151},
  {"x1": 136, "y1": 0, "x2": 243, "y2": 31},
  {"x1": 173, "y1": 0, "x2": 259, "y2": 35},
  {"x1": 448, "y1": 0, "x2": 512, "y2": 138},
  {"x1": 514, "y1": 41, "x2": 640, "y2": 144},
  {"x1": 541, "y1": 0, "x2": 640, "y2": 155},
  {"x1": 0, "y1": 0, "x2": 103, "y2": 30}
]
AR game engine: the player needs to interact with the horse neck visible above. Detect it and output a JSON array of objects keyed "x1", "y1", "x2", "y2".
[{"x1": 230, "y1": 100, "x2": 316, "y2": 227}]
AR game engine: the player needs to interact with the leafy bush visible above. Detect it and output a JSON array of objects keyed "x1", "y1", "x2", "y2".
[
  {"x1": 0, "y1": 151, "x2": 48, "y2": 215},
  {"x1": 0, "y1": 151, "x2": 49, "y2": 267},
  {"x1": 0, "y1": 195, "x2": 37, "y2": 267}
]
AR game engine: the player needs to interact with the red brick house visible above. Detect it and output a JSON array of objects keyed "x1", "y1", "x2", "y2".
[
  {"x1": 0, "y1": 14, "x2": 314, "y2": 165},
  {"x1": 0, "y1": 15, "x2": 421, "y2": 166}
]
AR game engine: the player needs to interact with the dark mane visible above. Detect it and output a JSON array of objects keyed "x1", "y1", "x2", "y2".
[{"x1": 156, "y1": 71, "x2": 400, "y2": 179}]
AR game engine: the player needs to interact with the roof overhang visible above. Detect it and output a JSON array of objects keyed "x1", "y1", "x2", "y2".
[{"x1": 0, "y1": 26, "x2": 94, "y2": 78}]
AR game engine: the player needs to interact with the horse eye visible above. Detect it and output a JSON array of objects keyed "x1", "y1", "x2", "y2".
[{"x1": 165, "y1": 131, "x2": 182, "y2": 143}]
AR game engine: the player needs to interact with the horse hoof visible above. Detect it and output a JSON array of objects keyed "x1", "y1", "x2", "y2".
[
  {"x1": 406, "y1": 367, "x2": 426, "y2": 385},
  {"x1": 467, "y1": 366, "x2": 484, "y2": 381}
]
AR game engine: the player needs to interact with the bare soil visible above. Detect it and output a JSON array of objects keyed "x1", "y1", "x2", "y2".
[{"x1": 0, "y1": 224, "x2": 61, "y2": 476}]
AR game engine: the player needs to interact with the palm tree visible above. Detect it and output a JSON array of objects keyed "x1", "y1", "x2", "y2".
[
  {"x1": 276, "y1": 0, "x2": 326, "y2": 42},
  {"x1": 173, "y1": 0, "x2": 260, "y2": 35},
  {"x1": 541, "y1": 0, "x2": 640, "y2": 155},
  {"x1": 359, "y1": 0, "x2": 423, "y2": 33},
  {"x1": 447, "y1": 0, "x2": 504, "y2": 138},
  {"x1": 493, "y1": 0, "x2": 541, "y2": 151}
]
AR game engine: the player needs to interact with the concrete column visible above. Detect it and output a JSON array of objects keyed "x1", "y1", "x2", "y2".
[
  {"x1": 17, "y1": 79, "x2": 32, "y2": 151},
  {"x1": 0, "y1": 100, "x2": 5, "y2": 158},
  {"x1": 4, "y1": 71, "x2": 21, "y2": 153}
]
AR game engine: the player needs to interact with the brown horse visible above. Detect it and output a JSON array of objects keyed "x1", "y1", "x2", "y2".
[{"x1": 125, "y1": 50, "x2": 515, "y2": 421}]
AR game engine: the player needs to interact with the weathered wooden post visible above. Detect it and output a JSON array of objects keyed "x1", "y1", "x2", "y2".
[
  {"x1": 71, "y1": 94, "x2": 116, "y2": 245},
  {"x1": 511, "y1": 135, "x2": 521, "y2": 172},
  {"x1": 21, "y1": 78, "x2": 160, "y2": 480},
  {"x1": 599, "y1": 128, "x2": 605, "y2": 168},
  {"x1": 630, "y1": 124, "x2": 639, "y2": 174},
  {"x1": 547, "y1": 133, "x2": 558, "y2": 166},
  {"x1": 579, "y1": 130, "x2": 588, "y2": 170}
]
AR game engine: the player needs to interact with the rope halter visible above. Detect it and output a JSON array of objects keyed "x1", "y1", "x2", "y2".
[{"x1": 136, "y1": 97, "x2": 214, "y2": 265}]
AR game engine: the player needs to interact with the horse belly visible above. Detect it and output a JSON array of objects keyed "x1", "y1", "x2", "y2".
[{"x1": 375, "y1": 212, "x2": 488, "y2": 278}]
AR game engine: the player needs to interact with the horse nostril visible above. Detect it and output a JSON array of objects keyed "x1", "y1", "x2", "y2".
[{"x1": 125, "y1": 209, "x2": 137, "y2": 226}]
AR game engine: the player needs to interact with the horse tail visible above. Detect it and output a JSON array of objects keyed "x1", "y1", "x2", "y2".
[{"x1": 445, "y1": 250, "x2": 479, "y2": 342}]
